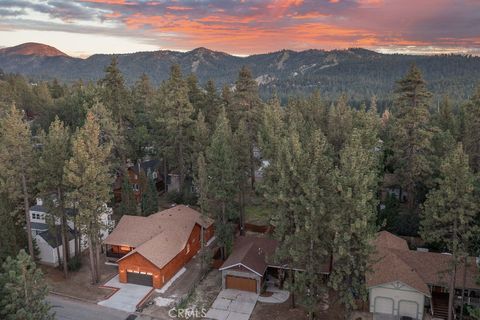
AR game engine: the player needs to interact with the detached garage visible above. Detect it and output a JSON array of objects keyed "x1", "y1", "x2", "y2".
[{"x1": 219, "y1": 236, "x2": 278, "y2": 294}]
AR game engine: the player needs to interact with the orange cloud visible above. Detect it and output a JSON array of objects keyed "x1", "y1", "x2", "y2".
[
  {"x1": 81, "y1": 0, "x2": 127, "y2": 4},
  {"x1": 166, "y1": 6, "x2": 194, "y2": 11}
]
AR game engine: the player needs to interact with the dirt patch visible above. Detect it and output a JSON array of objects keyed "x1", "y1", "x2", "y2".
[
  {"x1": 251, "y1": 296, "x2": 308, "y2": 320},
  {"x1": 185, "y1": 269, "x2": 222, "y2": 311},
  {"x1": 42, "y1": 251, "x2": 117, "y2": 302}
]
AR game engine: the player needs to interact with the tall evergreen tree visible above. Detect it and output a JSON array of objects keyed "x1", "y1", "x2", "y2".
[
  {"x1": 327, "y1": 95, "x2": 353, "y2": 155},
  {"x1": 231, "y1": 66, "x2": 263, "y2": 188},
  {"x1": 98, "y1": 56, "x2": 130, "y2": 163},
  {"x1": 233, "y1": 119, "x2": 250, "y2": 235},
  {"x1": 206, "y1": 108, "x2": 237, "y2": 259},
  {"x1": 195, "y1": 152, "x2": 209, "y2": 272},
  {"x1": 329, "y1": 129, "x2": 379, "y2": 315},
  {"x1": 141, "y1": 174, "x2": 159, "y2": 216},
  {"x1": 37, "y1": 117, "x2": 71, "y2": 278},
  {"x1": 390, "y1": 64, "x2": 433, "y2": 209},
  {"x1": 462, "y1": 86, "x2": 480, "y2": 173},
  {"x1": 202, "y1": 79, "x2": 221, "y2": 129},
  {"x1": 0, "y1": 250, "x2": 53, "y2": 320},
  {"x1": 156, "y1": 65, "x2": 194, "y2": 191},
  {"x1": 0, "y1": 105, "x2": 35, "y2": 257},
  {"x1": 0, "y1": 192, "x2": 23, "y2": 262},
  {"x1": 118, "y1": 171, "x2": 138, "y2": 216},
  {"x1": 421, "y1": 143, "x2": 478, "y2": 320},
  {"x1": 289, "y1": 129, "x2": 335, "y2": 318},
  {"x1": 65, "y1": 111, "x2": 112, "y2": 284}
]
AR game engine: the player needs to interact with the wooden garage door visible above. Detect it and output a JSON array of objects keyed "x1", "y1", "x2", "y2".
[
  {"x1": 226, "y1": 275, "x2": 257, "y2": 293},
  {"x1": 374, "y1": 297, "x2": 394, "y2": 315},
  {"x1": 127, "y1": 272, "x2": 153, "y2": 287}
]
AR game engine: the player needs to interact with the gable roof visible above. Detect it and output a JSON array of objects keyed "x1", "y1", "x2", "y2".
[
  {"x1": 368, "y1": 231, "x2": 480, "y2": 296},
  {"x1": 220, "y1": 236, "x2": 278, "y2": 276},
  {"x1": 38, "y1": 225, "x2": 75, "y2": 248},
  {"x1": 104, "y1": 205, "x2": 213, "y2": 269}
]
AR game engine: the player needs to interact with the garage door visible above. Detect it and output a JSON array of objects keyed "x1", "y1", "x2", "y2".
[
  {"x1": 127, "y1": 271, "x2": 153, "y2": 287},
  {"x1": 374, "y1": 297, "x2": 394, "y2": 315},
  {"x1": 399, "y1": 300, "x2": 419, "y2": 319},
  {"x1": 225, "y1": 275, "x2": 257, "y2": 293}
]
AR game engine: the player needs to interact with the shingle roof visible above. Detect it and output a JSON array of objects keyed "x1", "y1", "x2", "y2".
[
  {"x1": 104, "y1": 205, "x2": 213, "y2": 269},
  {"x1": 220, "y1": 236, "x2": 278, "y2": 276},
  {"x1": 368, "y1": 231, "x2": 480, "y2": 296},
  {"x1": 38, "y1": 226, "x2": 75, "y2": 248},
  {"x1": 31, "y1": 222, "x2": 49, "y2": 231},
  {"x1": 30, "y1": 205, "x2": 46, "y2": 212}
]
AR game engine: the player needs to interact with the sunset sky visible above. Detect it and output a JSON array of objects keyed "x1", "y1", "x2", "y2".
[{"x1": 0, "y1": 0, "x2": 479, "y2": 58}]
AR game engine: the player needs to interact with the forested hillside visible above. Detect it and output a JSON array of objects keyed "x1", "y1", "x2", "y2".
[{"x1": 1, "y1": 43, "x2": 480, "y2": 104}]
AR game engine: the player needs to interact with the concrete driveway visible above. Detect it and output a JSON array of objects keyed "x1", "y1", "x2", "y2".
[
  {"x1": 98, "y1": 275, "x2": 152, "y2": 313},
  {"x1": 205, "y1": 289, "x2": 259, "y2": 320}
]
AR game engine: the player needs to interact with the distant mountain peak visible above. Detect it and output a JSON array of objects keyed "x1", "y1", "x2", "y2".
[{"x1": 0, "y1": 42, "x2": 69, "y2": 57}]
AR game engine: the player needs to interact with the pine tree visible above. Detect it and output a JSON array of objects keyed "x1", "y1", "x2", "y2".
[
  {"x1": 0, "y1": 192, "x2": 23, "y2": 262},
  {"x1": 202, "y1": 79, "x2": 221, "y2": 129},
  {"x1": 206, "y1": 108, "x2": 237, "y2": 259},
  {"x1": 98, "y1": 56, "x2": 131, "y2": 163},
  {"x1": 37, "y1": 117, "x2": 71, "y2": 278},
  {"x1": 130, "y1": 73, "x2": 154, "y2": 161},
  {"x1": 65, "y1": 111, "x2": 112, "y2": 284},
  {"x1": 462, "y1": 86, "x2": 480, "y2": 173},
  {"x1": 231, "y1": 66, "x2": 263, "y2": 188},
  {"x1": 155, "y1": 65, "x2": 194, "y2": 191},
  {"x1": 329, "y1": 129, "x2": 379, "y2": 316},
  {"x1": 258, "y1": 94, "x2": 284, "y2": 161},
  {"x1": 118, "y1": 170, "x2": 138, "y2": 216},
  {"x1": 195, "y1": 152, "x2": 209, "y2": 272},
  {"x1": 0, "y1": 250, "x2": 53, "y2": 320},
  {"x1": 192, "y1": 110, "x2": 210, "y2": 172},
  {"x1": 421, "y1": 143, "x2": 478, "y2": 320},
  {"x1": 0, "y1": 105, "x2": 35, "y2": 257},
  {"x1": 89, "y1": 100, "x2": 124, "y2": 170},
  {"x1": 141, "y1": 174, "x2": 159, "y2": 216},
  {"x1": 187, "y1": 74, "x2": 206, "y2": 114},
  {"x1": 289, "y1": 129, "x2": 335, "y2": 317},
  {"x1": 327, "y1": 95, "x2": 353, "y2": 155},
  {"x1": 390, "y1": 64, "x2": 433, "y2": 209},
  {"x1": 233, "y1": 119, "x2": 250, "y2": 235}
]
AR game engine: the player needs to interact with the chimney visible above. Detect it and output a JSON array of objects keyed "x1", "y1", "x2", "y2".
[{"x1": 36, "y1": 198, "x2": 43, "y2": 206}]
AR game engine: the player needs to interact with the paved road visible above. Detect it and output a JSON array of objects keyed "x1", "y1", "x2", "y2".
[{"x1": 47, "y1": 295, "x2": 132, "y2": 320}]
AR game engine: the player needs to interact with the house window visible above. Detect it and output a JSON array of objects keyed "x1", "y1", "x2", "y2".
[
  {"x1": 152, "y1": 172, "x2": 158, "y2": 179},
  {"x1": 132, "y1": 184, "x2": 139, "y2": 192},
  {"x1": 186, "y1": 244, "x2": 190, "y2": 254}
]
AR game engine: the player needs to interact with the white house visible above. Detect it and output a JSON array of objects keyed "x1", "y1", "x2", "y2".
[
  {"x1": 367, "y1": 231, "x2": 480, "y2": 320},
  {"x1": 30, "y1": 198, "x2": 114, "y2": 266}
]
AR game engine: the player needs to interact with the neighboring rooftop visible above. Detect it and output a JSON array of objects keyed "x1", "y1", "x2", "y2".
[
  {"x1": 220, "y1": 236, "x2": 278, "y2": 276},
  {"x1": 368, "y1": 231, "x2": 480, "y2": 296},
  {"x1": 38, "y1": 225, "x2": 75, "y2": 248}
]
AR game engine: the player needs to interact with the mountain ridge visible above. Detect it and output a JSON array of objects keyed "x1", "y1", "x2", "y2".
[
  {"x1": 0, "y1": 42, "x2": 69, "y2": 57},
  {"x1": 1, "y1": 43, "x2": 479, "y2": 102}
]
